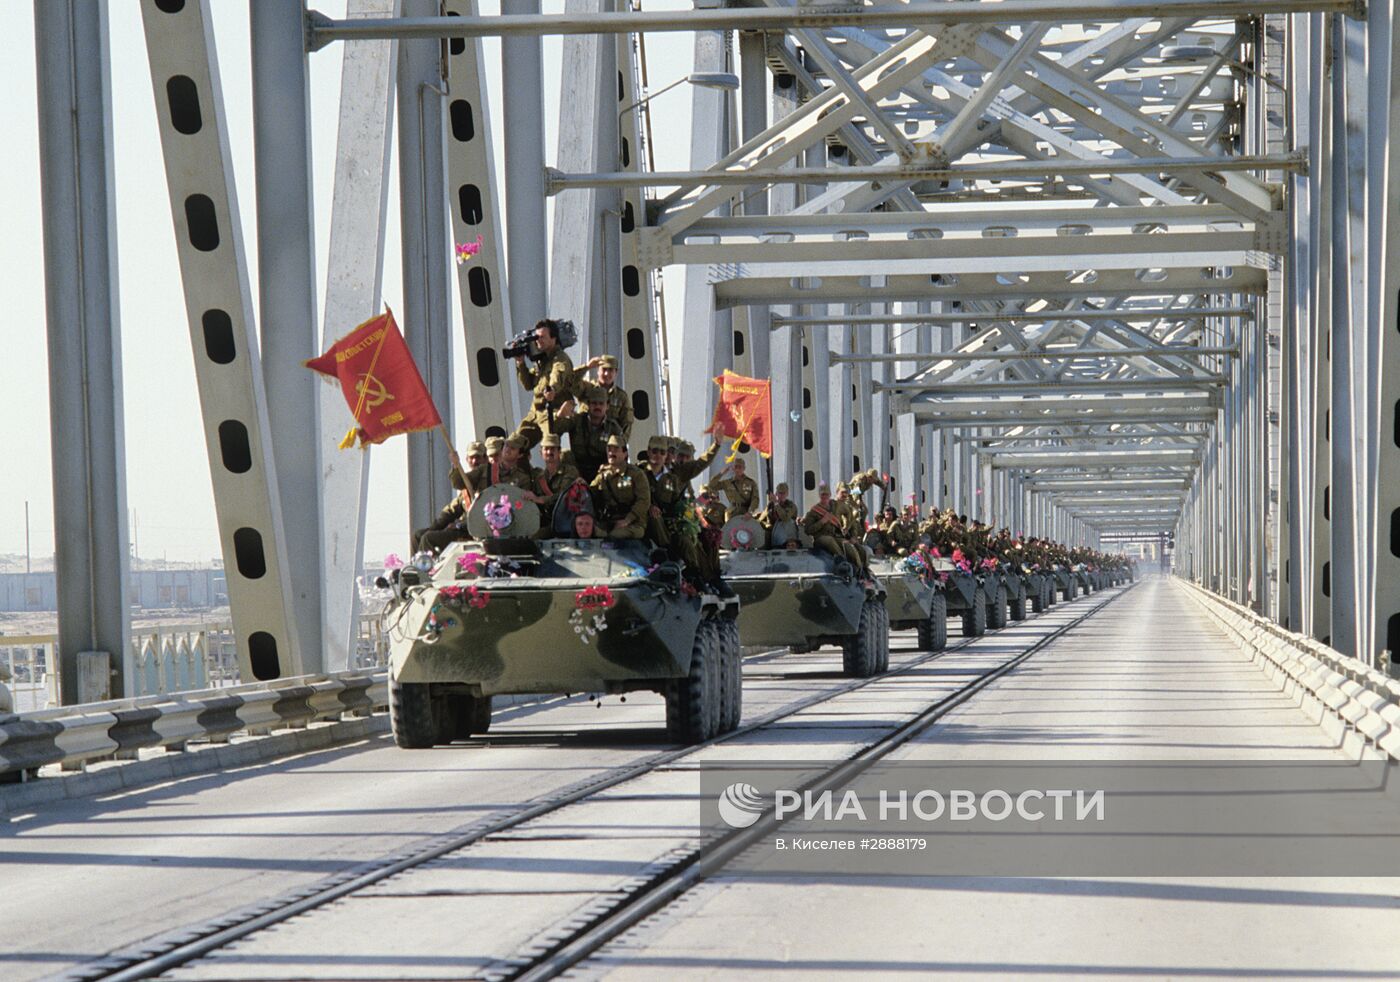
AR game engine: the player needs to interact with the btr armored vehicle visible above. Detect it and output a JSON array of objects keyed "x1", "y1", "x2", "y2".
[
  {"x1": 719, "y1": 516, "x2": 890, "y2": 677},
  {"x1": 382, "y1": 485, "x2": 740, "y2": 748},
  {"x1": 870, "y1": 553, "x2": 953, "y2": 652}
]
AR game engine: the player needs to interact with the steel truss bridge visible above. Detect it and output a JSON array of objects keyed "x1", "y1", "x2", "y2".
[{"x1": 27, "y1": 0, "x2": 1398, "y2": 692}]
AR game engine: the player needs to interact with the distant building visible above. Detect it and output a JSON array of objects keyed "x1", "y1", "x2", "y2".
[{"x1": 0, "y1": 569, "x2": 226, "y2": 613}]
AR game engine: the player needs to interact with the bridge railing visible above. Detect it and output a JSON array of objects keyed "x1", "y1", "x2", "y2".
[
  {"x1": 1, "y1": 608, "x2": 390, "y2": 714},
  {"x1": 1179, "y1": 578, "x2": 1400, "y2": 762}
]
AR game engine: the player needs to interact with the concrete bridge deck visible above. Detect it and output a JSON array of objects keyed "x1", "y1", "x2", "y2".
[{"x1": 2, "y1": 578, "x2": 1395, "y2": 981}]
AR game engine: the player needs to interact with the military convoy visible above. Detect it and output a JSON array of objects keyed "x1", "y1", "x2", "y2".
[{"x1": 381, "y1": 485, "x2": 1131, "y2": 750}]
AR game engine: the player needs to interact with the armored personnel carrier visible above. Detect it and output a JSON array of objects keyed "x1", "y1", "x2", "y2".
[
  {"x1": 870, "y1": 553, "x2": 952, "y2": 652},
  {"x1": 718, "y1": 516, "x2": 890, "y2": 677},
  {"x1": 381, "y1": 485, "x2": 741, "y2": 748},
  {"x1": 943, "y1": 569, "x2": 989, "y2": 637}
]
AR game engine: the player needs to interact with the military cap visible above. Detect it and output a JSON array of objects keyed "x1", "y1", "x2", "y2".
[
  {"x1": 818, "y1": 481, "x2": 831, "y2": 493},
  {"x1": 836, "y1": 481, "x2": 850, "y2": 493},
  {"x1": 466, "y1": 441, "x2": 486, "y2": 455},
  {"x1": 505, "y1": 434, "x2": 528, "y2": 451},
  {"x1": 597, "y1": 354, "x2": 618, "y2": 369},
  {"x1": 775, "y1": 482, "x2": 789, "y2": 495},
  {"x1": 605, "y1": 433, "x2": 627, "y2": 448},
  {"x1": 540, "y1": 433, "x2": 561, "y2": 449},
  {"x1": 585, "y1": 383, "x2": 608, "y2": 404},
  {"x1": 666, "y1": 436, "x2": 679, "y2": 451},
  {"x1": 485, "y1": 436, "x2": 505, "y2": 453},
  {"x1": 647, "y1": 434, "x2": 669, "y2": 452},
  {"x1": 677, "y1": 440, "x2": 696, "y2": 456}
]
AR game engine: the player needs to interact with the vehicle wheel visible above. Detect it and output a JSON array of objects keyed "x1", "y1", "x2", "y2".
[
  {"x1": 842, "y1": 600, "x2": 882, "y2": 677},
  {"x1": 715, "y1": 617, "x2": 742, "y2": 734},
  {"x1": 1009, "y1": 583, "x2": 1027, "y2": 621},
  {"x1": 917, "y1": 592, "x2": 948, "y2": 652},
  {"x1": 448, "y1": 694, "x2": 492, "y2": 739},
  {"x1": 961, "y1": 586, "x2": 988, "y2": 637},
  {"x1": 874, "y1": 602, "x2": 890, "y2": 673},
  {"x1": 988, "y1": 584, "x2": 1009, "y2": 630},
  {"x1": 667, "y1": 618, "x2": 719, "y2": 743},
  {"x1": 1031, "y1": 583, "x2": 1046, "y2": 614},
  {"x1": 389, "y1": 678, "x2": 437, "y2": 749}
]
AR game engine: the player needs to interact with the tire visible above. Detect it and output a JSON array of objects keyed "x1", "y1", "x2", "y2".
[
  {"x1": 961, "y1": 586, "x2": 988, "y2": 637},
  {"x1": 1031, "y1": 582, "x2": 1046, "y2": 614},
  {"x1": 449, "y1": 694, "x2": 492, "y2": 740},
  {"x1": 389, "y1": 678, "x2": 438, "y2": 749},
  {"x1": 1009, "y1": 583, "x2": 1027, "y2": 621},
  {"x1": 842, "y1": 600, "x2": 882, "y2": 677},
  {"x1": 917, "y1": 592, "x2": 948, "y2": 652},
  {"x1": 988, "y1": 583, "x2": 1009, "y2": 630},
  {"x1": 667, "y1": 617, "x2": 719, "y2": 743},
  {"x1": 716, "y1": 618, "x2": 742, "y2": 734},
  {"x1": 874, "y1": 602, "x2": 890, "y2": 673}
]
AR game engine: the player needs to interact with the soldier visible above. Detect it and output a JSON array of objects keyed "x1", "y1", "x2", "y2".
[
  {"x1": 530, "y1": 434, "x2": 581, "y2": 525},
  {"x1": 511, "y1": 318, "x2": 578, "y2": 450},
  {"x1": 449, "y1": 440, "x2": 487, "y2": 492},
  {"x1": 833, "y1": 483, "x2": 863, "y2": 540},
  {"x1": 759, "y1": 482, "x2": 800, "y2": 550},
  {"x1": 671, "y1": 438, "x2": 721, "y2": 492},
  {"x1": 590, "y1": 434, "x2": 651, "y2": 539},
  {"x1": 554, "y1": 385, "x2": 624, "y2": 482},
  {"x1": 694, "y1": 483, "x2": 727, "y2": 582},
  {"x1": 644, "y1": 434, "x2": 702, "y2": 576},
  {"x1": 578, "y1": 353, "x2": 634, "y2": 439},
  {"x1": 847, "y1": 467, "x2": 886, "y2": 530},
  {"x1": 712, "y1": 457, "x2": 761, "y2": 520},
  {"x1": 802, "y1": 484, "x2": 865, "y2": 571},
  {"x1": 414, "y1": 491, "x2": 471, "y2": 554},
  {"x1": 464, "y1": 435, "x2": 535, "y2": 499}
]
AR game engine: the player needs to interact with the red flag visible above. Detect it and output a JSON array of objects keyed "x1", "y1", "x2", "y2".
[
  {"x1": 708, "y1": 370, "x2": 773, "y2": 458},
  {"x1": 306, "y1": 310, "x2": 441, "y2": 449}
]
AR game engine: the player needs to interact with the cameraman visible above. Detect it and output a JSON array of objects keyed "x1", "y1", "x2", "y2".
[{"x1": 511, "y1": 319, "x2": 577, "y2": 450}]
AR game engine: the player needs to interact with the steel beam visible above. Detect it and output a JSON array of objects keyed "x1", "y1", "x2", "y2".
[
  {"x1": 777, "y1": 307, "x2": 1254, "y2": 328},
  {"x1": 318, "y1": 0, "x2": 399, "y2": 672},
  {"x1": 35, "y1": 0, "x2": 131, "y2": 702},
  {"x1": 502, "y1": 0, "x2": 548, "y2": 334},
  {"x1": 252, "y1": 0, "x2": 325, "y2": 674},
  {"x1": 308, "y1": 1, "x2": 1360, "y2": 44},
  {"x1": 139, "y1": 0, "x2": 301, "y2": 681}
]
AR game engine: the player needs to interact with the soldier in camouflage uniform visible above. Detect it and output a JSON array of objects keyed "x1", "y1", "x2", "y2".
[
  {"x1": 759, "y1": 482, "x2": 800, "y2": 549},
  {"x1": 555, "y1": 386, "x2": 623, "y2": 482},
  {"x1": 590, "y1": 434, "x2": 651, "y2": 540},
  {"x1": 529, "y1": 434, "x2": 581, "y2": 526},
  {"x1": 712, "y1": 457, "x2": 761, "y2": 520},
  {"x1": 578, "y1": 353, "x2": 634, "y2": 440},
  {"x1": 511, "y1": 319, "x2": 578, "y2": 450}
]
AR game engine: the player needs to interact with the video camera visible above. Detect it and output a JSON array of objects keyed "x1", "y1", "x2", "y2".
[{"x1": 501, "y1": 318, "x2": 579, "y2": 361}]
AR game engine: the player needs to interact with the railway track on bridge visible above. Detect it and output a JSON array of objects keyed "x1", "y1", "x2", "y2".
[{"x1": 53, "y1": 583, "x2": 1133, "y2": 982}]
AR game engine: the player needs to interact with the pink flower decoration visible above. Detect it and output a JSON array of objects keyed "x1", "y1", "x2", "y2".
[
  {"x1": 438, "y1": 585, "x2": 464, "y2": 601},
  {"x1": 456, "y1": 552, "x2": 484, "y2": 574},
  {"x1": 383, "y1": 553, "x2": 405, "y2": 571},
  {"x1": 466, "y1": 585, "x2": 490, "y2": 608},
  {"x1": 455, "y1": 234, "x2": 483, "y2": 265}
]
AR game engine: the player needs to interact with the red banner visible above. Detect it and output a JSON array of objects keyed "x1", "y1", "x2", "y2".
[
  {"x1": 708, "y1": 370, "x2": 773, "y2": 458},
  {"x1": 306, "y1": 310, "x2": 441, "y2": 448}
]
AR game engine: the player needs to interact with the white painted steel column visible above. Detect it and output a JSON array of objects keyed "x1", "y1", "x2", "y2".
[
  {"x1": 35, "y1": 0, "x2": 132, "y2": 702},
  {"x1": 397, "y1": 0, "x2": 455, "y2": 534},
  {"x1": 251, "y1": 0, "x2": 325, "y2": 673},
  {"x1": 501, "y1": 0, "x2": 548, "y2": 334},
  {"x1": 318, "y1": 0, "x2": 399, "y2": 671}
]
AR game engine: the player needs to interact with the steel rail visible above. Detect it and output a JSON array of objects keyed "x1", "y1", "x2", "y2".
[
  {"x1": 307, "y1": 2, "x2": 1359, "y2": 45},
  {"x1": 774, "y1": 306, "x2": 1255, "y2": 327},
  {"x1": 68, "y1": 593, "x2": 1052, "y2": 982},
  {"x1": 506, "y1": 582, "x2": 1138, "y2": 982}
]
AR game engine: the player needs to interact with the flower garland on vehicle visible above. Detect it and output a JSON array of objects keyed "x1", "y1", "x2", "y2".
[
  {"x1": 484, "y1": 494, "x2": 523, "y2": 537},
  {"x1": 569, "y1": 584, "x2": 616, "y2": 644}
]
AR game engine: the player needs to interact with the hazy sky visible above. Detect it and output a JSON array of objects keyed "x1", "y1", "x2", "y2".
[{"x1": 2, "y1": 0, "x2": 698, "y2": 566}]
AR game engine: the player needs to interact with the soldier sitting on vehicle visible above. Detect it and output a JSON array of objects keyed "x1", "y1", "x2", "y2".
[
  {"x1": 589, "y1": 434, "x2": 651, "y2": 540},
  {"x1": 759, "y1": 482, "x2": 800, "y2": 550},
  {"x1": 803, "y1": 483, "x2": 866, "y2": 572},
  {"x1": 644, "y1": 434, "x2": 702, "y2": 578},
  {"x1": 464, "y1": 435, "x2": 537, "y2": 500},
  {"x1": 449, "y1": 439, "x2": 487, "y2": 493},
  {"x1": 712, "y1": 456, "x2": 761, "y2": 520},
  {"x1": 530, "y1": 434, "x2": 581, "y2": 526}
]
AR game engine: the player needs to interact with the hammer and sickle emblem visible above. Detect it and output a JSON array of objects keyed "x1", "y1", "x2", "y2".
[{"x1": 356, "y1": 373, "x2": 395, "y2": 410}]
